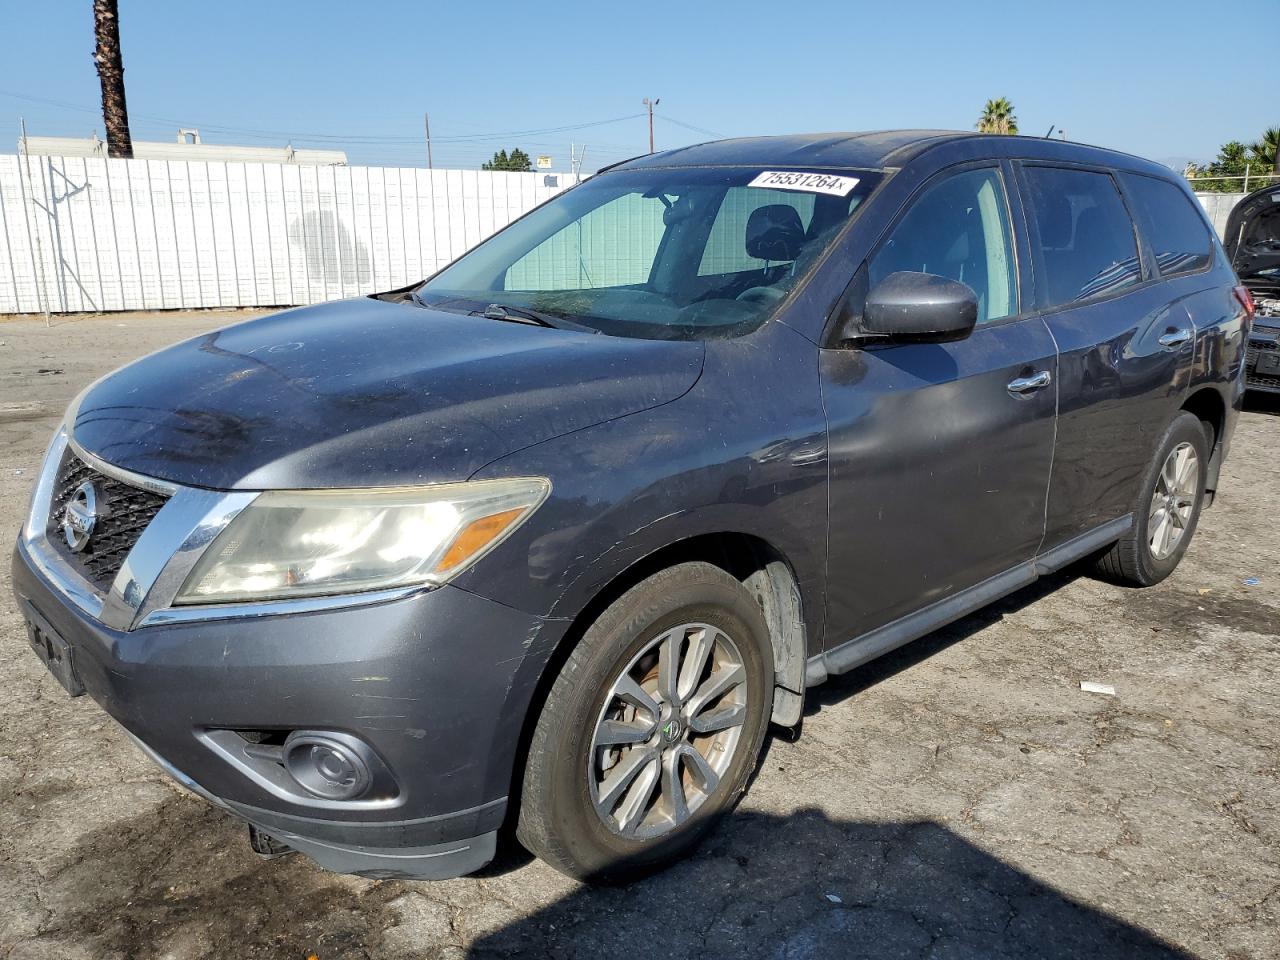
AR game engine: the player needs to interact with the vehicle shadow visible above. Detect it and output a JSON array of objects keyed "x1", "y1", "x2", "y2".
[
  {"x1": 28, "y1": 793, "x2": 1192, "y2": 958},
  {"x1": 466, "y1": 809, "x2": 1190, "y2": 959}
]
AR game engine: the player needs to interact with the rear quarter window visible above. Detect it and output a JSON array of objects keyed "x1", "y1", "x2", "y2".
[
  {"x1": 1021, "y1": 166, "x2": 1142, "y2": 308},
  {"x1": 1120, "y1": 173, "x2": 1214, "y2": 277}
]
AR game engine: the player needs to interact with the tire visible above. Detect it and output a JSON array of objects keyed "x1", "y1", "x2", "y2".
[
  {"x1": 1093, "y1": 411, "x2": 1209, "y2": 586},
  {"x1": 516, "y1": 561, "x2": 774, "y2": 882}
]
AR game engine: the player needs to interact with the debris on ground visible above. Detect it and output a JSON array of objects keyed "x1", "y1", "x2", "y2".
[{"x1": 1080, "y1": 681, "x2": 1116, "y2": 696}]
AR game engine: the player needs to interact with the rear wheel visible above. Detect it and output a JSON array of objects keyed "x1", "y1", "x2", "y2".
[
  {"x1": 1093, "y1": 411, "x2": 1209, "y2": 586},
  {"x1": 517, "y1": 562, "x2": 773, "y2": 881}
]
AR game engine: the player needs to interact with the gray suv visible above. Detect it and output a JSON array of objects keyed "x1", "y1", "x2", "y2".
[{"x1": 13, "y1": 131, "x2": 1252, "y2": 882}]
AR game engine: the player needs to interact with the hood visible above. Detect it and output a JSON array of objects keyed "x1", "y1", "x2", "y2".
[
  {"x1": 1225, "y1": 183, "x2": 1280, "y2": 302},
  {"x1": 70, "y1": 298, "x2": 704, "y2": 489}
]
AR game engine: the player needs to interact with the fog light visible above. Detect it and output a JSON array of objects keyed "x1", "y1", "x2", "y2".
[{"x1": 283, "y1": 731, "x2": 373, "y2": 801}]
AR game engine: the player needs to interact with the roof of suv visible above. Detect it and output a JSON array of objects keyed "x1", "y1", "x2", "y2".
[{"x1": 613, "y1": 130, "x2": 1172, "y2": 178}]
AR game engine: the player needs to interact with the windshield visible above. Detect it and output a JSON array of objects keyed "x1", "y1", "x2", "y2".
[{"x1": 416, "y1": 166, "x2": 883, "y2": 339}]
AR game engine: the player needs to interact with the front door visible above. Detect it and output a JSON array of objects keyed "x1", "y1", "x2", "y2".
[{"x1": 821, "y1": 164, "x2": 1058, "y2": 645}]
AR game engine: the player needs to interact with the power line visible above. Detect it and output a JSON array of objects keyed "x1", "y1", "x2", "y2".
[
  {"x1": 0, "y1": 88, "x2": 100, "y2": 116},
  {"x1": 0, "y1": 89, "x2": 645, "y2": 145},
  {"x1": 657, "y1": 113, "x2": 724, "y2": 139},
  {"x1": 1, "y1": 86, "x2": 711, "y2": 171},
  {"x1": 428, "y1": 114, "x2": 645, "y2": 143}
]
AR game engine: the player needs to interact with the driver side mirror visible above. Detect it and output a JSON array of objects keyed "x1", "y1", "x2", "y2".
[{"x1": 860, "y1": 271, "x2": 978, "y2": 344}]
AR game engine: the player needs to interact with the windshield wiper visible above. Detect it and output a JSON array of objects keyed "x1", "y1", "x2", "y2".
[{"x1": 474, "y1": 303, "x2": 598, "y2": 334}]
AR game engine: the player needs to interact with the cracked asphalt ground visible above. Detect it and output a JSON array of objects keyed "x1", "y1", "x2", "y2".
[{"x1": 1, "y1": 309, "x2": 1278, "y2": 960}]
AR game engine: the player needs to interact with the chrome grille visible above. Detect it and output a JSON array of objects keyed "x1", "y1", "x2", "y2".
[{"x1": 45, "y1": 450, "x2": 169, "y2": 590}]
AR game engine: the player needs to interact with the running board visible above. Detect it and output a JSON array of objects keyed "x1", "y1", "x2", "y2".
[{"x1": 805, "y1": 515, "x2": 1133, "y2": 687}]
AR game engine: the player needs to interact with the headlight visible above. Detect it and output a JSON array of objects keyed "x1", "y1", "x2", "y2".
[{"x1": 175, "y1": 478, "x2": 549, "y2": 604}]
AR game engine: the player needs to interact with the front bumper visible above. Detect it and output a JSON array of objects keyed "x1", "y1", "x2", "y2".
[
  {"x1": 1246, "y1": 321, "x2": 1280, "y2": 393},
  {"x1": 12, "y1": 538, "x2": 567, "y2": 879}
]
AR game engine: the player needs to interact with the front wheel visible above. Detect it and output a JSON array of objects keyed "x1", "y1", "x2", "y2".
[
  {"x1": 1094, "y1": 411, "x2": 1209, "y2": 586},
  {"x1": 516, "y1": 562, "x2": 774, "y2": 881}
]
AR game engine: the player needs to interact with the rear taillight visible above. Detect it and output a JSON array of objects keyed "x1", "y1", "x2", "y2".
[{"x1": 1233, "y1": 285, "x2": 1256, "y2": 318}]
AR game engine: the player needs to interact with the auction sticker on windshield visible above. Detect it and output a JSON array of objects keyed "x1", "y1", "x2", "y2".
[{"x1": 747, "y1": 171, "x2": 860, "y2": 196}]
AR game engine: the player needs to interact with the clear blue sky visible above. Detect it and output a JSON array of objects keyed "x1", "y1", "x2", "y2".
[{"x1": 1, "y1": 0, "x2": 1276, "y2": 172}]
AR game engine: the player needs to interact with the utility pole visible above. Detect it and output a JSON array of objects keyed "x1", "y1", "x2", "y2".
[
  {"x1": 424, "y1": 112, "x2": 434, "y2": 170},
  {"x1": 642, "y1": 97, "x2": 659, "y2": 153}
]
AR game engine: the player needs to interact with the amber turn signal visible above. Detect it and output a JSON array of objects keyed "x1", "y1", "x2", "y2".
[{"x1": 434, "y1": 508, "x2": 526, "y2": 575}]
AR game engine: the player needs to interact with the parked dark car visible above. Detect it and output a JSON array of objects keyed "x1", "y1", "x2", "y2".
[
  {"x1": 1224, "y1": 181, "x2": 1280, "y2": 392},
  {"x1": 13, "y1": 131, "x2": 1252, "y2": 882}
]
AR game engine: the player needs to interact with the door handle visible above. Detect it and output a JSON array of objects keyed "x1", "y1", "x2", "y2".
[
  {"x1": 1158, "y1": 328, "x2": 1192, "y2": 350},
  {"x1": 1007, "y1": 370, "x2": 1052, "y2": 396}
]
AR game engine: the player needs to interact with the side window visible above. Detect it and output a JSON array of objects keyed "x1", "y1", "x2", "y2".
[
  {"x1": 1020, "y1": 166, "x2": 1142, "y2": 306},
  {"x1": 1121, "y1": 173, "x2": 1214, "y2": 277},
  {"x1": 505, "y1": 192, "x2": 667, "y2": 291},
  {"x1": 697, "y1": 187, "x2": 815, "y2": 276},
  {"x1": 869, "y1": 167, "x2": 1017, "y2": 324}
]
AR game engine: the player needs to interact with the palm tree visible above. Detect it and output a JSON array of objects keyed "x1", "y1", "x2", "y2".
[
  {"x1": 1249, "y1": 127, "x2": 1280, "y2": 174},
  {"x1": 976, "y1": 98, "x2": 1018, "y2": 136},
  {"x1": 93, "y1": 0, "x2": 132, "y2": 158}
]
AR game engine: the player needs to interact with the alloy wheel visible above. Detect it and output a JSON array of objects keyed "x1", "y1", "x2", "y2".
[
  {"x1": 1148, "y1": 441, "x2": 1199, "y2": 560},
  {"x1": 588, "y1": 622, "x2": 748, "y2": 839}
]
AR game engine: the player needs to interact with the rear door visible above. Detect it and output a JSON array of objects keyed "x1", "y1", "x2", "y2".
[
  {"x1": 1120, "y1": 169, "x2": 1247, "y2": 390},
  {"x1": 821, "y1": 163, "x2": 1058, "y2": 644},
  {"x1": 1015, "y1": 164, "x2": 1196, "y2": 549}
]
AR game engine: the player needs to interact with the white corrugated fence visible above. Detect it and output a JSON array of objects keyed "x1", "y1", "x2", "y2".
[
  {"x1": 1195, "y1": 192, "x2": 1247, "y2": 239},
  {"x1": 0, "y1": 153, "x2": 571, "y2": 315}
]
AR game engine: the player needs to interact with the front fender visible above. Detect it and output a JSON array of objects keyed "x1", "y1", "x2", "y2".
[{"x1": 449, "y1": 321, "x2": 830, "y2": 650}]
